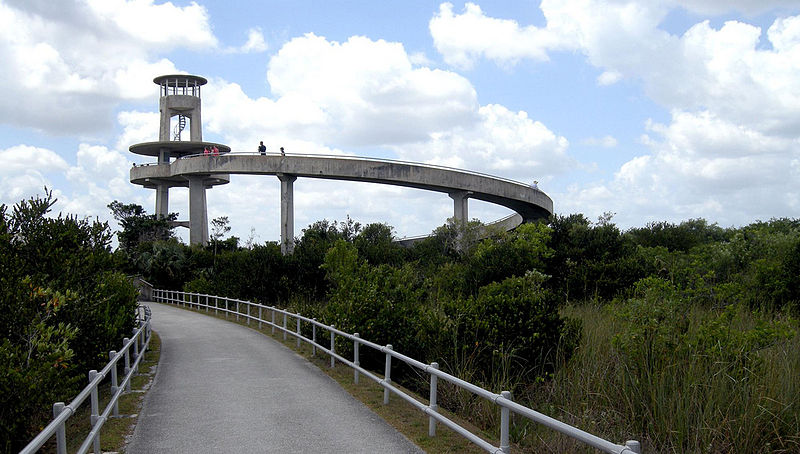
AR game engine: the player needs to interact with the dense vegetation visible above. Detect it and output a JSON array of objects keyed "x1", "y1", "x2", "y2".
[
  {"x1": 115, "y1": 203, "x2": 800, "y2": 453},
  {"x1": 0, "y1": 192, "x2": 139, "y2": 453},
  {"x1": 7, "y1": 189, "x2": 796, "y2": 453}
]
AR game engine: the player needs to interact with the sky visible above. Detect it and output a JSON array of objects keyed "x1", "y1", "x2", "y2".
[{"x1": 1, "y1": 0, "x2": 799, "y2": 245}]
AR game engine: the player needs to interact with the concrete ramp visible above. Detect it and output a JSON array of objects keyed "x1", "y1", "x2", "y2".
[{"x1": 126, "y1": 303, "x2": 422, "y2": 453}]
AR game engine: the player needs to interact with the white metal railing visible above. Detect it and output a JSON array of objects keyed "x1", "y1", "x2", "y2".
[
  {"x1": 154, "y1": 290, "x2": 641, "y2": 454},
  {"x1": 20, "y1": 305, "x2": 153, "y2": 454}
]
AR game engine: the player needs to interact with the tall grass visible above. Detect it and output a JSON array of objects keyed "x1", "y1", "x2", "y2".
[{"x1": 521, "y1": 302, "x2": 800, "y2": 453}]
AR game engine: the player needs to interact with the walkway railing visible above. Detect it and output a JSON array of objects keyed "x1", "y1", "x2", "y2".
[
  {"x1": 154, "y1": 290, "x2": 641, "y2": 454},
  {"x1": 20, "y1": 305, "x2": 153, "y2": 454},
  {"x1": 173, "y1": 150, "x2": 540, "y2": 190}
]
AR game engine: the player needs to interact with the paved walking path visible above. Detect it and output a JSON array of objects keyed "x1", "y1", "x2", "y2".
[{"x1": 126, "y1": 303, "x2": 423, "y2": 453}]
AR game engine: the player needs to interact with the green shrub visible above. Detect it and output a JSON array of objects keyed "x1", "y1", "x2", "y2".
[
  {"x1": 0, "y1": 283, "x2": 79, "y2": 452},
  {"x1": 0, "y1": 192, "x2": 138, "y2": 452}
]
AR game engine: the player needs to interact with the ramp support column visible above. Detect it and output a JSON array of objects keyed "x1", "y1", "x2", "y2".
[
  {"x1": 449, "y1": 191, "x2": 471, "y2": 225},
  {"x1": 278, "y1": 174, "x2": 297, "y2": 255}
]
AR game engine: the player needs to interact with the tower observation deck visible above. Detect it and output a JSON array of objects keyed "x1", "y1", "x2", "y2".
[{"x1": 129, "y1": 74, "x2": 230, "y2": 246}]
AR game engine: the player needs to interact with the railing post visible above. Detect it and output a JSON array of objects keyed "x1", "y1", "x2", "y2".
[
  {"x1": 225, "y1": 298, "x2": 229, "y2": 319},
  {"x1": 138, "y1": 327, "x2": 146, "y2": 362},
  {"x1": 258, "y1": 306, "x2": 262, "y2": 329},
  {"x1": 246, "y1": 302, "x2": 250, "y2": 325},
  {"x1": 205, "y1": 294, "x2": 209, "y2": 313},
  {"x1": 312, "y1": 319, "x2": 317, "y2": 356},
  {"x1": 353, "y1": 333, "x2": 360, "y2": 384},
  {"x1": 271, "y1": 307, "x2": 276, "y2": 335},
  {"x1": 429, "y1": 362, "x2": 439, "y2": 437},
  {"x1": 123, "y1": 338, "x2": 131, "y2": 392},
  {"x1": 53, "y1": 402, "x2": 67, "y2": 454},
  {"x1": 296, "y1": 316, "x2": 301, "y2": 348},
  {"x1": 110, "y1": 351, "x2": 119, "y2": 416},
  {"x1": 625, "y1": 440, "x2": 642, "y2": 453},
  {"x1": 236, "y1": 300, "x2": 240, "y2": 321},
  {"x1": 283, "y1": 312, "x2": 287, "y2": 341},
  {"x1": 89, "y1": 370, "x2": 101, "y2": 453},
  {"x1": 500, "y1": 390, "x2": 511, "y2": 453},
  {"x1": 384, "y1": 344, "x2": 393, "y2": 404},
  {"x1": 330, "y1": 326, "x2": 336, "y2": 368},
  {"x1": 132, "y1": 330, "x2": 139, "y2": 372}
]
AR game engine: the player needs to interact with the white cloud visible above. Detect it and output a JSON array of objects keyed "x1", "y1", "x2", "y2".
[
  {"x1": 429, "y1": 2, "x2": 558, "y2": 69},
  {"x1": 432, "y1": 2, "x2": 800, "y2": 135},
  {"x1": 62, "y1": 144, "x2": 137, "y2": 218},
  {"x1": 674, "y1": 0, "x2": 800, "y2": 16},
  {"x1": 395, "y1": 104, "x2": 572, "y2": 182},
  {"x1": 430, "y1": 2, "x2": 800, "y2": 227},
  {"x1": 0, "y1": 0, "x2": 213, "y2": 134},
  {"x1": 597, "y1": 70, "x2": 622, "y2": 85},
  {"x1": 116, "y1": 111, "x2": 160, "y2": 151},
  {"x1": 0, "y1": 145, "x2": 69, "y2": 174},
  {"x1": 581, "y1": 135, "x2": 618, "y2": 148},
  {"x1": 0, "y1": 145, "x2": 70, "y2": 205},
  {"x1": 560, "y1": 110, "x2": 800, "y2": 227},
  {"x1": 224, "y1": 28, "x2": 268, "y2": 54},
  {"x1": 265, "y1": 33, "x2": 479, "y2": 147},
  {"x1": 239, "y1": 28, "x2": 268, "y2": 53}
]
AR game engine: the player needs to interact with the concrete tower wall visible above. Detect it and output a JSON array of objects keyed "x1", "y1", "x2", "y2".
[{"x1": 159, "y1": 95, "x2": 202, "y2": 142}]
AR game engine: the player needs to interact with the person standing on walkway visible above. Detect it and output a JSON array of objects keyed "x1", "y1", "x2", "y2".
[{"x1": 258, "y1": 141, "x2": 266, "y2": 155}]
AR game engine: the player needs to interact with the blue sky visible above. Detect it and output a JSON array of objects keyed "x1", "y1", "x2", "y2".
[{"x1": 1, "y1": 0, "x2": 799, "y2": 244}]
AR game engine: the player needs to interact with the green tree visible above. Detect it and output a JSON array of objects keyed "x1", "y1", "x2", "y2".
[
  {"x1": 108, "y1": 201, "x2": 176, "y2": 253},
  {"x1": 354, "y1": 222, "x2": 405, "y2": 266}
]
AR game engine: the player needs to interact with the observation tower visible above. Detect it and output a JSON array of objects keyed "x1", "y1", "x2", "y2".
[{"x1": 129, "y1": 74, "x2": 230, "y2": 245}]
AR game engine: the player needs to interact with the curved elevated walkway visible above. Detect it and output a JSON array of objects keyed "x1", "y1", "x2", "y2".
[
  {"x1": 131, "y1": 152, "x2": 552, "y2": 251},
  {"x1": 127, "y1": 303, "x2": 422, "y2": 453},
  {"x1": 131, "y1": 153, "x2": 552, "y2": 217}
]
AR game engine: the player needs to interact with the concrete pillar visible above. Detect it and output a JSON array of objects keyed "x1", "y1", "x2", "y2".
[
  {"x1": 189, "y1": 108, "x2": 202, "y2": 141},
  {"x1": 449, "y1": 191, "x2": 471, "y2": 224},
  {"x1": 155, "y1": 148, "x2": 171, "y2": 218},
  {"x1": 278, "y1": 174, "x2": 297, "y2": 255},
  {"x1": 155, "y1": 184, "x2": 169, "y2": 218},
  {"x1": 159, "y1": 104, "x2": 170, "y2": 142},
  {"x1": 157, "y1": 148, "x2": 170, "y2": 165},
  {"x1": 188, "y1": 176, "x2": 208, "y2": 246}
]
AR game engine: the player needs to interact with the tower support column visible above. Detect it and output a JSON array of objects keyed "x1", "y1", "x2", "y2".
[
  {"x1": 155, "y1": 184, "x2": 169, "y2": 218},
  {"x1": 189, "y1": 176, "x2": 208, "y2": 246},
  {"x1": 278, "y1": 174, "x2": 297, "y2": 255}
]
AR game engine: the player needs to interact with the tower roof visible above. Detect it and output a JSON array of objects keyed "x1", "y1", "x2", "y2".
[{"x1": 153, "y1": 74, "x2": 207, "y2": 86}]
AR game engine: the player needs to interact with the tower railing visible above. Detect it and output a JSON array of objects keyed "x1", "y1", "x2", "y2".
[{"x1": 159, "y1": 77, "x2": 202, "y2": 97}]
